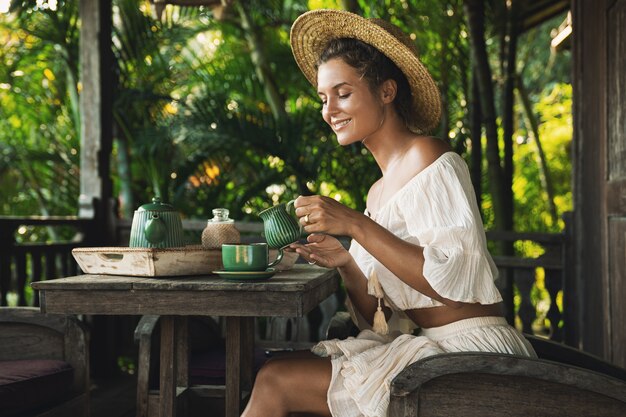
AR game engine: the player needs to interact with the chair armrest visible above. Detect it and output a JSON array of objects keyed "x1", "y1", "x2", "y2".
[
  {"x1": 325, "y1": 311, "x2": 358, "y2": 340},
  {"x1": 390, "y1": 352, "x2": 626, "y2": 417},
  {"x1": 134, "y1": 315, "x2": 160, "y2": 344},
  {"x1": 63, "y1": 314, "x2": 90, "y2": 395},
  {"x1": 134, "y1": 315, "x2": 160, "y2": 417}
]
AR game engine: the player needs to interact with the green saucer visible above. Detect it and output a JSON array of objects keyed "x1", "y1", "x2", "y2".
[{"x1": 212, "y1": 268, "x2": 276, "y2": 281}]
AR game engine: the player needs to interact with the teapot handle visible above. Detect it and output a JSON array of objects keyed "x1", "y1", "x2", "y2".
[
  {"x1": 285, "y1": 200, "x2": 304, "y2": 235},
  {"x1": 144, "y1": 214, "x2": 167, "y2": 244}
]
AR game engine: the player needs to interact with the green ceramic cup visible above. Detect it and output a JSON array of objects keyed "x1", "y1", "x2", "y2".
[{"x1": 221, "y1": 243, "x2": 283, "y2": 271}]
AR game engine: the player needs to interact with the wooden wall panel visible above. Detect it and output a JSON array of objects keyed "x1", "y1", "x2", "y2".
[
  {"x1": 607, "y1": 182, "x2": 626, "y2": 215},
  {"x1": 607, "y1": 0, "x2": 626, "y2": 366},
  {"x1": 608, "y1": 0, "x2": 626, "y2": 181},
  {"x1": 609, "y1": 218, "x2": 626, "y2": 367}
]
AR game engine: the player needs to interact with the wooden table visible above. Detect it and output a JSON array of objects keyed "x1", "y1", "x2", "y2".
[{"x1": 32, "y1": 264, "x2": 339, "y2": 417}]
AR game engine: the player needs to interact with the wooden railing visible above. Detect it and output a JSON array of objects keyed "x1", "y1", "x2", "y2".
[
  {"x1": 486, "y1": 226, "x2": 572, "y2": 343},
  {"x1": 0, "y1": 216, "x2": 94, "y2": 307},
  {"x1": 0, "y1": 215, "x2": 573, "y2": 343}
]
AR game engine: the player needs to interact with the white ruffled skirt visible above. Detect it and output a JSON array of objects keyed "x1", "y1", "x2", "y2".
[{"x1": 311, "y1": 316, "x2": 536, "y2": 417}]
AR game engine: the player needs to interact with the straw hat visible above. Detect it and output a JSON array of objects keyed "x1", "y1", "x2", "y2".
[{"x1": 290, "y1": 9, "x2": 441, "y2": 134}]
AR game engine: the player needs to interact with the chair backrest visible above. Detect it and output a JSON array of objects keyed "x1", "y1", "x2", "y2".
[
  {"x1": 0, "y1": 307, "x2": 65, "y2": 360},
  {"x1": 526, "y1": 333, "x2": 626, "y2": 381},
  {"x1": 0, "y1": 307, "x2": 90, "y2": 393},
  {"x1": 390, "y1": 352, "x2": 626, "y2": 417}
]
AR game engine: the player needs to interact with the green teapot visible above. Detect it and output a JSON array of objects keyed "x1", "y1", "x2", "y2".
[
  {"x1": 129, "y1": 197, "x2": 185, "y2": 248},
  {"x1": 258, "y1": 200, "x2": 303, "y2": 249}
]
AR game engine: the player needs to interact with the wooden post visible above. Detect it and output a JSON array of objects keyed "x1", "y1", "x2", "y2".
[
  {"x1": 78, "y1": 0, "x2": 115, "y2": 244},
  {"x1": 0, "y1": 224, "x2": 16, "y2": 306},
  {"x1": 572, "y1": 0, "x2": 609, "y2": 360},
  {"x1": 79, "y1": 0, "x2": 118, "y2": 379}
]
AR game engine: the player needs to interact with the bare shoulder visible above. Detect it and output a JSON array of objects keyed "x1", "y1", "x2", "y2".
[
  {"x1": 407, "y1": 136, "x2": 453, "y2": 174},
  {"x1": 367, "y1": 178, "x2": 383, "y2": 198}
]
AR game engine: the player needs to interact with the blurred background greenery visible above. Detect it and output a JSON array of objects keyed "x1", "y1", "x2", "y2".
[{"x1": 0, "y1": 0, "x2": 571, "y2": 241}]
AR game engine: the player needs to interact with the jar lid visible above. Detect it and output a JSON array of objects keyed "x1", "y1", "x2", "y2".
[
  {"x1": 211, "y1": 208, "x2": 232, "y2": 222},
  {"x1": 137, "y1": 197, "x2": 177, "y2": 212}
]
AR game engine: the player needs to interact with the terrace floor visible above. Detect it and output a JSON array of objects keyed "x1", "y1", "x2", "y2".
[
  {"x1": 89, "y1": 373, "x2": 228, "y2": 417},
  {"x1": 91, "y1": 374, "x2": 137, "y2": 417}
]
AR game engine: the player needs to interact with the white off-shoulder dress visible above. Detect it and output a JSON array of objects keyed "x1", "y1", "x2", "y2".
[{"x1": 311, "y1": 152, "x2": 536, "y2": 417}]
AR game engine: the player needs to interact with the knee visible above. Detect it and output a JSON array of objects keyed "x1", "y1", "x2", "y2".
[
  {"x1": 254, "y1": 358, "x2": 298, "y2": 403},
  {"x1": 243, "y1": 359, "x2": 289, "y2": 417},
  {"x1": 254, "y1": 357, "x2": 287, "y2": 393}
]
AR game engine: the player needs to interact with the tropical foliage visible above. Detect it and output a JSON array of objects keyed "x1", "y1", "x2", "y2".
[
  {"x1": 0, "y1": 0, "x2": 79, "y2": 217},
  {"x1": 0, "y1": 0, "x2": 572, "y2": 238}
]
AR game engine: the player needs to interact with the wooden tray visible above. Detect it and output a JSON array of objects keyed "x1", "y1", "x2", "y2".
[{"x1": 71, "y1": 245, "x2": 222, "y2": 277}]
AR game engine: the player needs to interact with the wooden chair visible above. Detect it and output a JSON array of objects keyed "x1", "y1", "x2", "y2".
[
  {"x1": 389, "y1": 335, "x2": 626, "y2": 417},
  {"x1": 0, "y1": 307, "x2": 90, "y2": 417},
  {"x1": 326, "y1": 312, "x2": 626, "y2": 416}
]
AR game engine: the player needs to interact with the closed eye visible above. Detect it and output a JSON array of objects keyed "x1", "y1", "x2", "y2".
[{"x1": 320, "y1": 92, "x2": 351, "y2": 107}]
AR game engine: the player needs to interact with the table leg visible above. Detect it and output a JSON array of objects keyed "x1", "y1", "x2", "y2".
[
  {"x1": 176, "y1": 317, "x2": 189, "y2": 416},
  {"x1": 225, "y1": 316, "x2": 255, "y2": 417},
  {"x1": 160, "y1": 316, "x2": 177, "y2": 417},
  {"x1": 240, "y1": 317, "x2": 255, "y2": 391}
]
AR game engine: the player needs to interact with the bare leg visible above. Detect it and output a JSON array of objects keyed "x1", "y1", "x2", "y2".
[{"x1": 241, "y1": 351, "x2": 332, "y2": 417}]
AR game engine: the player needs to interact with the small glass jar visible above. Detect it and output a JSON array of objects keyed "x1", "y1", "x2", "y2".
[{"x1": 201, "y1": 208, "x2": 241, "y2": 249}]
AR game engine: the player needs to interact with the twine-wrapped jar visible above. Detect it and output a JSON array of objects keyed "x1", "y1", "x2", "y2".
[{"x1": 201, "y1": 208, "x2": 241, "y2": 249}]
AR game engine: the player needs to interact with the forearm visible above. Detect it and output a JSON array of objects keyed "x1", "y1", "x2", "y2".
[
  {"x1": 349, "y1": 215, "x2": 450, "y2": 305},
  {"x1": 337, "y1": 257, "x2": 389, "y2": 326}
]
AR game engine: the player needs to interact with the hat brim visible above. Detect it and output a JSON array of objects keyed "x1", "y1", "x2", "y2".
[{"x1": 290, "y1": 9, "x2": 441, "y2": 134}]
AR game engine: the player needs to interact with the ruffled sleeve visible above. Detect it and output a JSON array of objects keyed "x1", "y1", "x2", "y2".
[{"x1": 398, "y1": 153, "x2": 501, "y2": 304}]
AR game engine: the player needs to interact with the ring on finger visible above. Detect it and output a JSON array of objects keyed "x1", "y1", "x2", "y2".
[
  {"x1": 304, "y1": 214, "x2": 310, "y2": 224},
  {"x1": 308, "y1": 260, "x2": 317, "y2": 265}
]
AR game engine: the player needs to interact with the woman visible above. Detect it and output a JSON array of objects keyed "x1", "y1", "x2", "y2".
[{"x1": 241, "y1": 9, "x2": 536, "y2": 417}]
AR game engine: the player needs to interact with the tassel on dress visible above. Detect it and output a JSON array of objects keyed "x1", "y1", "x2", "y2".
[{"x1": 367, "y1": 270, "x2": 389, "y2": 335}]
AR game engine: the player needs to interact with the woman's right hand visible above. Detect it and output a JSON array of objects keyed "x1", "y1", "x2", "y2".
[
  {"x1": 289, "y1": 233, "x2": 351, "y2": 269},
  {"x1": 293, "y1": 195, "x2": 364, "y2": 238}
]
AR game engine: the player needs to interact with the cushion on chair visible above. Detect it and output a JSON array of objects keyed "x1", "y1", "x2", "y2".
[{"x1": 0, "y1": 359, "x2": 74, "y2": 416}]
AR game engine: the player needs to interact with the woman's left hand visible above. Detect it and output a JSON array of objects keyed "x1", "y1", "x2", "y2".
[
  {"x1": 289, "y1": 233, "x2": 351, "y2": 269},
  {"x1": 294, "y1": 195, "x2": 360, "y2": 237}
]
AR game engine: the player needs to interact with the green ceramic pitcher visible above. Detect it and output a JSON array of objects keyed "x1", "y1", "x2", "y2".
[
  {"x1": 258, "y1": 200, "x2": 303, "y2": 249},
  {"x1": 129, "y1": 197, "x2": 185, "y2": 248}
]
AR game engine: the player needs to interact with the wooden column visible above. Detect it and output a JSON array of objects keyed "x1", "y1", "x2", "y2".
[
  {"x1": 78, "y1": 0, "x2": 115, "y2": 244},
  {"x1": 573, "y1": 0, "x2": 626, "y2": 366},
  {"x1": 572, "y1": 0, "x2": 606, "y2": 358},
  {"x1": 605, "y1": 0, "x2": 626, "y2": 367},
  {"x1": 79, "y1": 0, "x2": 118, "y2": 379}
]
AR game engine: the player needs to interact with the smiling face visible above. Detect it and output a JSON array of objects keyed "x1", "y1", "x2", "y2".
[{"x1": 317, "y1": 58, "x2": 385, "y2": 146}]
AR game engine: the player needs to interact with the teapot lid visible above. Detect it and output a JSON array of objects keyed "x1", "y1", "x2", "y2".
[{"x1": 137, "y1": 197, "x2": 177, "y2": 212}]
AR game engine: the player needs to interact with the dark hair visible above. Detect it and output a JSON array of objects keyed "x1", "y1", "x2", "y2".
[{"x1": 316, "y1": 38, "x2": 413, "y2": 128}]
